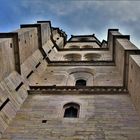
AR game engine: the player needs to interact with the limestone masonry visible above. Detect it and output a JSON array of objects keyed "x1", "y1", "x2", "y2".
[{"x1": 0, "y1": 21, "x2": 140, "y2": 140}]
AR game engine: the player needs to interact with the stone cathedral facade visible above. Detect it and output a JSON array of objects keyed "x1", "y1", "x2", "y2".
[{"x1": 0, "y1": 21, "x2": 140, "y2": 140}]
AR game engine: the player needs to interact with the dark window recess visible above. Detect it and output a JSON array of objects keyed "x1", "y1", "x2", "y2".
[
  {"x1": 15, "y1": 82, "x2": 24, "y2": 91},
  {"x1": 57, "y1": 38, "x2": 59, "y2": 40},
  {"x1": 64, "y1": 107, "x2": 78, "y2": 118},
  {"x1": 42, "y1": 120, "x2": 47, "y2": 123},
  {"x1": 25, "y1": 40, "x2": 27, "y2": 44},
  {"x1": 63, "y1": 103, "x2": 80, "y2": 118},
  {"x1": 30, "y1": 35, "x2": 32, "y2": 37},
  {"x1": 35, "y1": 62, "x2": 41, "y2": 68},
  {"x1": 75, "y1": 79, "x2": 86, "y2": 86},
  {"x1": 48, "y1": 50, "x2": 51, "y2": 54},
  {"x1": 26, "y1": 71, "x2": 34, "y2": 79},
  {"x1": 10, "y1": 43, "x2": 13, "y2": 48},
  {"x1": 0, "y1": 98, "x2": 10, "y2": 111}
]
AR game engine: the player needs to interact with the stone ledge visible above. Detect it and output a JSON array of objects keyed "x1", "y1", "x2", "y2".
[{"x1": 28, "y1": 86, "x2": 128, "y2": 95}]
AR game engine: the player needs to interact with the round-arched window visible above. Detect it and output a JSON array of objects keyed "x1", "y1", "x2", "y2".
[
  {"x1": 63, "y1": 53, "x2": 81, "y2": 61},
  {"x1": 75, "y1": 79, "x2": 86, "y2": 86},
  {"x1": 84, "y1": 53, "x2": 101, "y2": 61}
]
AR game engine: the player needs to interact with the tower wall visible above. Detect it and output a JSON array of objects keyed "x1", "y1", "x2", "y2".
[
  {"x1": 0, "y1": 38, "x2": 15, "y2": 81},
  {"x1": 0, "y1": 21, "x2": 59, "y2": 136},
  {"x1": 1, "y1": 94, "x2": 140, "y2": 140},
  {"x1": 128, "y1": 55, "x2": 140, "y2": 116},
  {"x1": 0, "y1": 21, "x2": 140, "y2": 139}
]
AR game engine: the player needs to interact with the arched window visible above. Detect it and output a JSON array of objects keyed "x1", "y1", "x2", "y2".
[
  {"x1": 84, "y1": 53, "x2": 101, "y2": 61},
  {"x1": 63, "y1": 53, "x2": 81, "y2": 61},
  {"x1": 75, "y1": 79, "x2": 86, "y2": 86},
  {"x1": 63, "y1": 103, "x2": 80, "y2": 118}
]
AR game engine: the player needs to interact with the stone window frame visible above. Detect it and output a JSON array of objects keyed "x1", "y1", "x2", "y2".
[
  {"x1": 84, "y1": 53, "x2": 101, "y2": 61},
  {"x1": 75, "y1": 79, "x2": 87, "y2": 86},
  {"x1": 63, "y1": 102, "x2": 80, "y2": 118},
  {"x1": 63, "y1": 53, "x2": 81, "y2": 61}
]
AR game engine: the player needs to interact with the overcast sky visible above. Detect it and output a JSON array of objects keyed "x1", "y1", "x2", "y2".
[{"x1": 0, "y1": 0, "x2": 140, "y2": 47}]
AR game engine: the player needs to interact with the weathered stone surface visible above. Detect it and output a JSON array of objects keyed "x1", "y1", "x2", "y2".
[
  {"x1": 0, "y1": 21, "x2": 140, "y2": 140},
  {"x1": 1, "y1": 95, "x2": 140, "y2": 140}
]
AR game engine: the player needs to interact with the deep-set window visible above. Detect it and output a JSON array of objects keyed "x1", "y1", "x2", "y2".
[
  {"x1": 75, "y1": 79, "x2": 86, "y2": 86},
  {"x1": 63, "y1": 103, "x2": 80, "y2": 118}
]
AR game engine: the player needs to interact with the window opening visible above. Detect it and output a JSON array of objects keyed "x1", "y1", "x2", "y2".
[
  {"x1": 63, "y1": 103, "x2": 80, "y2": 118},
  {"x1": 75, "y1": 79, "x2": 86, "y2": 86}
]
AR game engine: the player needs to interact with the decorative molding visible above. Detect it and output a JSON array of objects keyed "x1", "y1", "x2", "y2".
[{"x1": 28, "y1": 86, "x2": 128, "y2": 95}]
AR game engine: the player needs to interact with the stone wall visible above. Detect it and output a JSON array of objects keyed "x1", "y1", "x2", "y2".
[
  {"x1": 108, "y1": 29, "x2": 140, "y2": 116},
  {"x1": 0, "y1": 21, "x2": 57, "y2": 137},
  {"x1": 60, "y1": 50, "x2": 112, "y2": 61},
  {"x1": 107, "y1": 29, "x2": 121, "y2": 53},
  {"x1": 0, "y1": 38, "x2": 15, "y2": 81},
  {"x1": 40, "y1": 23, "x2": 52, "y2": 46},
  {"x1": 115, "y1": 38, "x2": 138, "y2": 78},
  {"x1": 1, "y1": 21, "x2": 140, "y2": 139},
  {"x1": 1, "y1": 94, "x2": 140, "y2": 140},
  {"x1": 28, "y1": 66, "x2": 123, "y2": 86},
  {"x1": 17, "y1": 27, "x2": 39, "y2": 64},
  {"x1": 128, "y1": 55, "x2": 140, "y2": 116},
  {"x1": 65, "y1": 42, "x2": 100, "y2": 48}
]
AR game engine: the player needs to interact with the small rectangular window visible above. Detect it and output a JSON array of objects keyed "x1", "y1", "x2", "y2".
[
  {"x1": 42, "y1": 120, "x2": 47, "y2": 123},
  {"x1": 10, "y1": 43, "x2": 13, "y2": 48}
]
